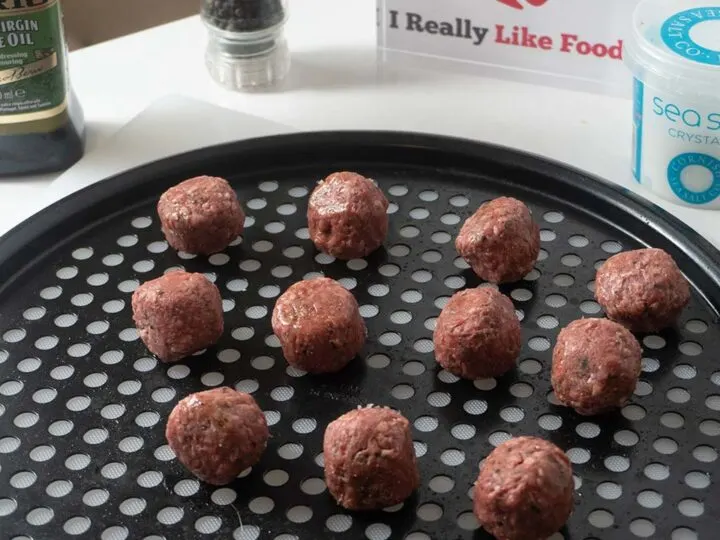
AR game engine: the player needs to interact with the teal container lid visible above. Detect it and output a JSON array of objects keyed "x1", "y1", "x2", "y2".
[{"x1": 625, "y1": 0, "x2": 720, "y2": 96}]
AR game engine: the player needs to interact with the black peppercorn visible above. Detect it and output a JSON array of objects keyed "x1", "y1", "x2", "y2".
[{"x1": 202, "y1": 0, "x2": 286, "y2": 32}]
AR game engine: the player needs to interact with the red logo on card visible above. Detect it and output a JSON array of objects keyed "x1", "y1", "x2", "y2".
[{"x1": 498, "y1": 0, "x2": 548, "y2": 9}]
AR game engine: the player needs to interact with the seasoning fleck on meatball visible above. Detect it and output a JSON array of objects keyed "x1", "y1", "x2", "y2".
[
  {"x1": 323, "y1": 406, "x2": 419, "y2": 511},
  {"x1": 166, "y1": 387, "x2": 268, "y2": 486},
  {"x1": 455, "y1": 197, "x2": 540, "y2": 283},
  {"x1": 434, "y1": 287, "x2": 521, "y2": 379},
  {"x1": 307, "y1": 171, "x2": 389, "y2": 260},
  {"x1": 132, "y1": 271, "x2": 223, "y2": 362},
  {"x1": 158, "y1": 175, "x2": 245, "y2": 255},
  {"x1": 552, "y1": 318, "x2": 642, "y2": 416},
  {"x1": 272, "y1": 277, "x2": 366, "y2": 373},
  {"x1": 595, "y1": 248, "x2": 690, "y2": 332},
  {"x1": 474, "y1": 436, "x2": 574, "y2": 540}
]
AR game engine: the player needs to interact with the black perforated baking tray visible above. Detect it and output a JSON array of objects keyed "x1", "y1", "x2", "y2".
[{"x1": 0, "y1": 131, "x2": 718, "y2": 540}]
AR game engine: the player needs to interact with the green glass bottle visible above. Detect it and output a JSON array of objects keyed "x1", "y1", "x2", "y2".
[{"x1": 0, "y1": 0, "x2": 84, "y2": 176}]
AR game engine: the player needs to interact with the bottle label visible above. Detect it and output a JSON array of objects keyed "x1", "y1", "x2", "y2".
[{"x1": 0, "y1": 0, "x2": 67, "y2": 122}]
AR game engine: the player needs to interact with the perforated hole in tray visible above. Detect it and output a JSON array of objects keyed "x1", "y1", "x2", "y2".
[{"x1": 0, "y1": 168, "x2": 718, "y2": 540}]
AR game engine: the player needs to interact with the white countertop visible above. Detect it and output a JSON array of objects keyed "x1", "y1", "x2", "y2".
[{"x1": 0, "y1": 0, "x2": 717, "y2": 247}]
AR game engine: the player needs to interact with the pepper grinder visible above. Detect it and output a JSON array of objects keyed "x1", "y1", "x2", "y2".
[{"x1": 201, "y1": 0, "x2": 290, "y2": 90}]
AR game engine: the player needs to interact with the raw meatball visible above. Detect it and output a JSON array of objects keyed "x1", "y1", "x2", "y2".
[
  {"x1": 456, "y1": 197, "x2": 540, "y2": 283},
  {"x1": 552, "y1": 318, "x2": 642, "y2": 416},
  {"x1": 307, "y1": 171, "x2": 389, "y2": 260},
  {"x1": 166, "y1": 387, "x2": 268, "y2": 485},
  {"x1": 158, "y1": 175, "x2": 245, "y2": 255},
  {"x1": 323, "y1": 406, "x2": 419, "y2": 510},
  {"x1": 434, "y1": 287, "x2": 521, "y2": 379},
  {"x1": 272, "y1": 277, "x2": 366, "y2": 373},
  {"x1": 474, "y1": 436, "x2": 574, "y2": 540},
  {"x1": 132, "y1": 271, "x2": 223, "y2": 362},
  {"x1": 595, "y1": 248, "x2": 690, "y2": 332}
]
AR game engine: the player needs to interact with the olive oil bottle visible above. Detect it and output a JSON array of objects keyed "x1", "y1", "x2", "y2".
[{"x1": 0, "y1": 0, "x2": 84, "y2": 176}]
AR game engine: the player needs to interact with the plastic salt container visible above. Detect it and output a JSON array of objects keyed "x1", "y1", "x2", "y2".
[{"x1": 625, "y1": 0, "x2": 720, "y2": 209}]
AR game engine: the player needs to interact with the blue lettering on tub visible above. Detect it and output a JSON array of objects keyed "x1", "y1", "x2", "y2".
[
  {"x1": 667, "y1": 152, "x2": 720, "y2": 204},
  {"x1": 652, "y1": 96, "x2": 720, "y2": 130},
  {"x1": 668, "y1": 129, "x2": 720, "y2": 145},
  {"x1": 661, "y1": 7, "x2": 720, "y2": 66},
  {"x1": 710, "y1": 113, "x2": 720, "y2": 130}
]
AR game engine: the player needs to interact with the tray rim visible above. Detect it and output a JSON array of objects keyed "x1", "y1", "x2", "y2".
[{"x1": 0, "y1": 130, "x2": 718, "y2": 302}]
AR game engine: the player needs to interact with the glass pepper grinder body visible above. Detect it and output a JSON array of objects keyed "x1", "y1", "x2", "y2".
[{"x1": 202, "y1": 0, "x2": 290, "y2": 90}]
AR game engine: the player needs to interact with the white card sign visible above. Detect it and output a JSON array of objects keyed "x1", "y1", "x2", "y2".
[{"x1": 377, "y1": 0, "x2": 640, "y2": 96}]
